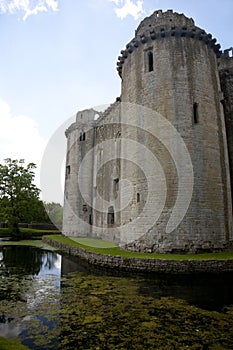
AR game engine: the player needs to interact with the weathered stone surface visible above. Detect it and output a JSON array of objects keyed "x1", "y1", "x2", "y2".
[
  {"x1": 63, "y1": 10, "x2": 233, "y2": 253},
  {"x1": 43, "y1": 237, "x2": 233, "y2": 274}
]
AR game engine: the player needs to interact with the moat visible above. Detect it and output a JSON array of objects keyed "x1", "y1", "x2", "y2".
[{"x1": 1, "y1": 244, "x2": 233, "y2": 349}]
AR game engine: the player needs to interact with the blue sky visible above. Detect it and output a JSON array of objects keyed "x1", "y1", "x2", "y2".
[{"x1": 0, "y1": 0, "x2": 232, "y2": 201}]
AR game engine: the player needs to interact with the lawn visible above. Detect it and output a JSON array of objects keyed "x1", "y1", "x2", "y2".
[{"x1": 45, "y1": 235, "x2": 233, "y2": 260}]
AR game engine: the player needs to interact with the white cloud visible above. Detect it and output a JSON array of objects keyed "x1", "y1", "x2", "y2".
[
  {"x1": 109, "y1": 0, "x2": 145, "y2": 20},
  {"x1": 0, "y1": 0, "x2": 59, "y2": 20},
  {"x1": 45, "y1": 0, "x2": 58, "y2": 11},
  {"x1": 0, "y1": 99, "x2": 47, "y2": 187}
]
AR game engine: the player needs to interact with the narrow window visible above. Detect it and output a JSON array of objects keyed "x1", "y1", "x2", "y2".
[
  {"x1": 83, "y1": 204, "x2": 87, "y2": 212},
  {"x1": 113, "y1": 178, "x2": 119, "y2": 192},
  {"x1": 107, "y1": 206, "x2": 114, "y2": 225},
  {"x1": 193, "y1": 103, "x2": 199, "y2": 124},
  {"x1": 89, "y1": 214, "x2": 92, "y2": 225},
  {"x1": 137, "y1": 193, "x2": 140, "y2": 203},
  {"x1": 148, "y1": 51, "x2": 153, "y2": 72},
  {"x1": 66, "y1": 165, "x2": 70, "y2": 177},
  {"x1": 79, "y1": 131, "x2": 86, "y2": 141}
]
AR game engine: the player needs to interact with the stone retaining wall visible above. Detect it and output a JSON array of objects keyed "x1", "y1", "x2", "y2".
[{"x1": 42, "y1": 237, "x2": 233, "y2": 274}]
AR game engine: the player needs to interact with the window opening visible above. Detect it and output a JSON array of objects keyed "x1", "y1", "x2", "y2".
[
  {"x1": 66, "y1": 165, "x2": 70, "y2": 177},
  {"x1": 193, "y1": 103, "x2": 199, "y2": 124},
  {"x1": 89, "y1": 214, "x2": 92, "y2": 225},
  {"x1": 113, "y1": 178, "x2": 119, "y2": 192},
  {"x1": 148, "y1": 51, "x2": 153, "y2": 72},
  {"x1": 79, "y1": 131, "x2": 86, "y2": 141},
  {"x1": 137, "y1": 193, "x2": 140, "y2": 203},
  {"x1": 107, "y1": 206, "x2": 115, "y2": 225}
]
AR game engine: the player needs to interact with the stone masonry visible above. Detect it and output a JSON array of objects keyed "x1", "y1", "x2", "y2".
[{"x1": 63, "y1": 10, "x2": 233, "y2": 253}]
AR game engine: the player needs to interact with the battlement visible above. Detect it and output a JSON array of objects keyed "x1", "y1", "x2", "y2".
[
  {"x1": 136, "y1": 9, "x2": 194, "y2": 36},
  {"x1": 76, "y1": 108, "x2": 101, "y2": 124},
  {"x1": 65, "y1": 108, "x2": 101, "y2": 137},
  {"x1": 218, "y1": 47, "x2": 233, "y2": 73},
  {"x1": 117, "y1": 10, "x2": 221, "y2": 77},
  {"x1": 223, "y1": 47, "x2": 233, "y2": 58},
  {"x1": 63, "y1": 9, "x2": 233, "y2": 253}
]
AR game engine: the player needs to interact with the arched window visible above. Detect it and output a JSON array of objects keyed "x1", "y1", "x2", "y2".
[
  {"x1": 79, "y1": 131, "x2": 86, "y2": 141},
  {"x1": 148, "y1": 51, "x2": 153, "y2": 72}
]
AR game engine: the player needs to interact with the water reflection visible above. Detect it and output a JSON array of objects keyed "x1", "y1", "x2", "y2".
[
  {"x1": 0, "y1": 245, "x2": 233, "y2": 350},
  {"x1": 0, "y1": 245, "x2": 61, "y2": 277},
  {"x1": 61, "y1": 254, "x2": 233, "y2": 311},
  {"x1": 0, "y1": 246, "x2": 61, "y2": 346}
]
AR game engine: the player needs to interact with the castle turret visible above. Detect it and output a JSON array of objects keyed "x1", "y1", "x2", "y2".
[
  {"x1": 116, "y1": 9, "x2": 232, "y2": 252},
  {"x1": 63, "y1": 109, "x2": 97, "y2": 236},
  {"x1": 63, "y1": 9, "x2": 233, "y2": 253}
]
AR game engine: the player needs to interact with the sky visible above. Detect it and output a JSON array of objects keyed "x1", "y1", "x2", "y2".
[{"x1": 0, "y1": 0, "x2": 232, "y2": 203}]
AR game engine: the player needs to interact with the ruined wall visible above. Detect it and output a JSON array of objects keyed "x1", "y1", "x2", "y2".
[
  {"x1": 63, "y1": 10, "x2": 233, "y2": 253},
  {"x1": 63, "y1": 109, "x2": 97, "y2": 236},
  {"x1": 219, "y1": 49, "x2": 233, "y2": 202},
  {"x1": 43, "y1": 237, "x2": 233, "y2": 274},
  {"x1": 63, "y1": 103, "x2": 122, "y2": 241},
  {"x1": 117, "y1": 10, "x2": 232, "y2": 252},
  {"x1": 92, "y1": 101, "x2": 122, "y2": 242}
]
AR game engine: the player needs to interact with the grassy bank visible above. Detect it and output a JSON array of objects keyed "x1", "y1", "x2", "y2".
[
  {"x1": 0, "y1": 337, "x2": 29, "y2": 350},
  {"x1": 45, "y1": 235, "x2": 233, "y2": 260}
]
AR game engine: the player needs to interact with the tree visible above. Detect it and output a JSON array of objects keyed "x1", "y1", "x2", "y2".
[
  {"x1": 0, "y1": 158, "x2": 48, "y2": 237},
  {"x1": 44, "y1": 202, "x2": 63, "y2": 227}
]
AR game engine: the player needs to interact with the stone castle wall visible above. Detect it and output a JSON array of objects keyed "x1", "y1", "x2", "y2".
[
  {"x1": 219, "y1": 49, "x2": 233, "y2": 203},
  {"x1": 43, "y1": 237, "x2": 233, "y2": 274},
  {"x1": 63, "y1": 10, "x2": 233, "y2": 253}
]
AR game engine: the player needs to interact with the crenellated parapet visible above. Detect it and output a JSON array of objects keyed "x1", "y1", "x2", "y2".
[
  {"x1": 219, "y1": 48, "x2": 233, "y2": 75},
  {"x1": 63, "y1": 8, "x2": 233, "y2": 253},
  {"x1": 65, "y1": 108, "x2": 101, "y2": 137},
  {"x1": 117, "y1": 9, "x2": 221, "y2": 77}
]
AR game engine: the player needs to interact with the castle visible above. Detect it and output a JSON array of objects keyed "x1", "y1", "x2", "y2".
[{"x1": 63, "y1": 10, "x2": 233, "y2": 253}]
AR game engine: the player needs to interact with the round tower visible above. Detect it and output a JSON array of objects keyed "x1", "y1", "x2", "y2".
[{"x1": 116, "y1": 10, "x2": 232, "y2": 252}]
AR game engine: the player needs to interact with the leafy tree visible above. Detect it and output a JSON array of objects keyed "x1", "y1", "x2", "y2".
[
  {"x1": 0, "y1": 158, "x2": 49, "y2": 237},
  {"x1": 44, "y1": 202, "x2": 63, "y2": 227}
]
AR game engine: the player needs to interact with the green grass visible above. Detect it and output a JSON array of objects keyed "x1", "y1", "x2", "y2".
[
  {"x1": 20, "y1": 228, "x2": 61, "y2": 235},
  {"x1": 0, "y1": 228, "x2": 11, "y2": 236},
  {"x1": 0, "y1": 337, "x2": 29, "y2": 350},
  {"x1": 72, "y1": 237, "x2": 118, "y2": 248},
  {"x1": 45, "y1": 235, "x2": 233, "y2": 260}
]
